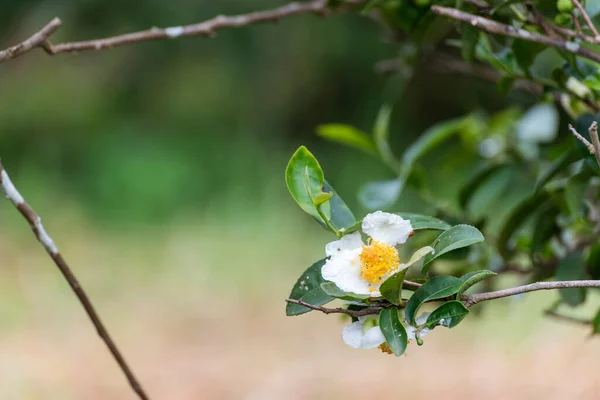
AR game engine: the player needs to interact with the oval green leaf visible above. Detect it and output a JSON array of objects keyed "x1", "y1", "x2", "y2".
[
  {"x1": 380, "y1": 268, "x2": 408, "y2": 306},
  {"x1": 379, "y1": 308, "x2": 408, "y2": 357},
  {"x1": 456, "y1": 270, "x2": 497, "y2": 298},
  {"x1": 316, "y1": 124, "x2": 377, "y2": 155},
  {"x1": 421, "y1": 225, "x2": 484, "y2": 274},
  {"x1": 285, "y1": 146, "x2": 327, "y2": 222},
  {"x1": 405, "y1": 276, "x2": 463, "y2": 325},
  {"x1": 426, "y1": 301, "x2": 469, "y2": 329},
  {"x1": 286, "y1": 258, "x2": 333, "y2": 316},
  {"x1": 397, "y1": 213, "x2": 451, "y2": 231}
]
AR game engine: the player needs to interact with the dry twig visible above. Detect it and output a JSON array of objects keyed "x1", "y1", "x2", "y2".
[
  {"x1": 0, "y1": 18, "x2": 62, "y2": 63},
  {"x1": 571, "y1": 0, "x2": 600, "y2": 40},
  {"x1": 285, "y1": 299, "x2": 383, "y2": 317},
  {"x1": 0, "y1": 161, "x2": 150, "y2": 400},
  {"x1": 568, "y1": 122, "x2": 600, "y2": 166}
]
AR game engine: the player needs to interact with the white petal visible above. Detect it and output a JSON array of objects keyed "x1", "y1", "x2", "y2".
[
  {"x1": 321, "y1": 250, "x2": 371, "y2": 295},
  {"x1": 325, "y1": 231, "x2": 363, "y2": 257},
  {"x1": 341, "y1": 321, "x2": 364, "y2": 349},
  {"x1": 405, "y1": 325, "x2": 417, "y2": 341},
  {"x1": 361, "y1": 326, "x2": 386, "y2": 349},
  {"x1": 362, "y1": 211, "x2": 413, "y2": 245},
  {"x1": 415, "y1": 312, "x2": 430, "y2": 326}
]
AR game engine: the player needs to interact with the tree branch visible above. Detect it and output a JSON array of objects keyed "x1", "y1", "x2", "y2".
[
  {"x1": 0, "y1": 161, "x2": 150, "y2": 400},
  {"x1": 463, "y1": 280, "x2": 600, "y2": 307},
  {"x1": 569, "y1": 122, "x2": 600, "y2": 166},
  {"x1": 0, "y1": 18, "x2": 62, "y2": 63},
  {"x1": 285, "y1": 299, "x2": 382, "y2": 317},
  {"x1": 431, "y1": 5, "x2": 600, "y2": 64},
  {"x1": 572, "y1": 0, "x2": 600, "y2": 40}
]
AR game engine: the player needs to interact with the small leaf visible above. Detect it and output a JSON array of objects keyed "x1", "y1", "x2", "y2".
[
  {"x1": 358, "y1": 179, "x2": 403, "y2": 210},
  {"x1": 556, "y1": 252, "x2": 587, "y2": 307},
  {"x1": 320, "y1": 282, "x2": 370, "y2": 302},
  {"x1": 379, "y1": 308, "x2": 408, "y2": 356},
  {"x1": 286, "y1": 259, "x2": 333, "y2": 316},
  {"x1": 405, "y1": 276, "x2": 463, "y2": 325},
  {"x1": 323, "y1": 180, "x2": 357, "y2": 231},
  {"x1": 313, "y1": 192, "x2": 333, "y2": 206},
  {"x1": 426, "y1": 301, "x2": 469, "y2": 329},
  {"x1": 380, "y1": 268, "x2": 408, "y2": 306},
  {"x1": 316, "y1": 124, "x2": 378, "y2": 155},
  {"x1": 285, "y1": 146, "x2": 327, "y2": 222},
  {"x1": 456, "y1": 270, "x2": 497, "y2": 298},
  {"x1": 397, "y1": 213, "x2": 451, "y2": 230},
  {"x1": 407, "y1": 246, "x2": 435, "y2": 266},
  {"x1": 422, "y1": 225, "x2": 485, "y2": 274}
]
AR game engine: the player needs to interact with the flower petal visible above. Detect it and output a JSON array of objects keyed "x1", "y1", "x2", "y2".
[
  {"x1": 325, "y1": 231, "x2": 363, "y2": 258},
  {"x1": 361, "y1": 326, "x2": 386, "y2": 349},
  {"x1": 321, "y1": 250, "x2": 371, "y2": 295},
  {"x1": 362, "y1": 211, "x2": 413, "y2": 245},
  {"x1": 341, "y1": 321, "x2": 364, "y2": 348},
  {"x1": 406, "y1": 325, "x2": 417, "y2": 341}
]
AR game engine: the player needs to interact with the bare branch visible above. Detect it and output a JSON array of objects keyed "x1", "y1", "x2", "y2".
[
  {"x1": 0, "y1": 18, "x2": 62, "y2": 63},
  {"x1": 572, "y1": 0, "x2": 600, "y2": 40},
  {"x1": 569, "y1": 123, "x2": 600, "y2": 166},
  {"x1": 285, "y1": 299, "x2": 382, "y2": 317},
  {"x1": 403, "y1": 280, "x2": 422, "y2": 289},
  {"x1": 431, "y1": 5, "x2": 600, "y2": 64},
  {"x1": 0, "y1": 161, "x2": 150, "y2": 400},
  {"x1": 46, "y1": 0, "x2": 330, "y2": 55},
  {"x1": 463, "y1": 280, "x2": 600, "y2": 307}
]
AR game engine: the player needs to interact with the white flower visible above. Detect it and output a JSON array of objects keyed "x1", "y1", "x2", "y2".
[
  {"x1": 321, "y1": 211, "x2": 416, "y2": 296},
  {"x1": 406, "y1": 312, "x2": 431, "y2": 341},
  {"x1": 341, "y1": 316, "x2": 386, "y2": 349}
]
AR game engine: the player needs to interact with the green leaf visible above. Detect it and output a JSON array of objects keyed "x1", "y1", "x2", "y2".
[
  {"x1": 513, "y1": 39, "x2": 545, "y2": 72},
  {"x1": 497, "y1": 192, "x2": 550, "y2": 258},
  {"x1": 405, "y1": 276, "x2": 463, "y2": 325},
  {"x1": 358, "y1": 179, "x2": 403, "y2": 210},
  {"x1": 426, "y1": 301, "x2": 469, "y2": 329},
  {"x1": 397, "y1": 213, "x2": 451, "y2": 230},
  {"x1": 565, "y1": 173, "x2": 588, "y2": 217},
  {"x1": 380, "y1": 268, "x2": 408, "y2": 305},
  {"x1": 456, "y1": 270, "x2": 497, "y2": 298},
  {"x1": 286, "y1": 259, "x2": 333, "y2": 316},
  {"x1": 285, "y1": 146, "x2": 327, "y2": 222},
  {"x1": 461, "y1": 27, "x2": 478, "y2": 63},
  {"x1": 323, "y1": 180, "x2": 357, "y2": 231},
  {"x1": 459, "y1": 163, "x2": 504, "y2": 210},
  {"x1": 421, "y1": 225, "x2": 485, "y2": 274},
  {"x1": 316, "y1": 124, "x2": 378, "y2": 155},
  {"x1": 535, "y1": 149, "x2": 579, "y2": 193},
  {"x1": 593, "y1": 309, "x2": 600, "y2": 335},
  {"x1": 379, "y1": 308, "x2": 408, "y2": 356},
  {"x1": 373, "y1": 104, "x2": 401, "y2": 172},
  {"x1": 556, "y1": 252, "x2": 587, "y2": 307},
  {"x1": 320, "y1": 282, "x2": 370, "y2": 302}
]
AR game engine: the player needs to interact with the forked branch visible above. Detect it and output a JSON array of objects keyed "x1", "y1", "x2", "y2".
[{"x1": 0, "y1": 161, "x2": 150, "y2": 400}]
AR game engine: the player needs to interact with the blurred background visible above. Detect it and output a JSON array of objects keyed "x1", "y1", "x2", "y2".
[{"x1": 0, "y1": 0, "x2": 598, "y2": 399}]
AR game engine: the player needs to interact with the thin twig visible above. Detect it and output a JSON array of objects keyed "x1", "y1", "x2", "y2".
[
  {"x1": 545, "y1": 309, "x2": 591, "y2": 326},
  {"x1": 0, "y1": 161, "x2": 150, "y2": 400},
  {"x1": 285, "y1": 299, "x2": 382, "y2": 317},
  {"x1": 0, "y1": 18, "x2": 62, "y2": 63},
  {"x1": 571, "y1": 0, "x2": 600, "y2": 40},
  {"x1": 569, "y1": 123, "x2": 600, "y2": 166},
  {"x1": 431, "y1": 5, "x2": 600, "y2": 64},
  {"x1": 463, "y1": 280, "x2": 600, "y2": 307},
  {"x1": 403, "y1": 280, "x2": 422, "y2": 289}
]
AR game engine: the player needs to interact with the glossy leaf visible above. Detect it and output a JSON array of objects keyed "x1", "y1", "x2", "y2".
[
  {"x1": 316, "y1": 124, "x2": 378, "y2": 155},
  {"x1": 379, "y1": 308, "x2": 408, "y2": 357},
  {"x1": 380, "y1": 268, "x2": 408, "y2": 305},
  {"x1": 426, "y1": 301, "x2": 469, "y2": 329},
  {"x1": 285, "y1": 146, "x2": 327, "y2": 222},
  {"x1": 320, "y1": 282, "x2": 370, "y2": 302},
  {"x1": 422, "y1": 225, "x2": 485, "y2": 274},
  {"x1": 286, "y1": 259, "x2": 333, "y2": 316},
  {"x1": 323, "y1": 180, "x2": 357, "y2": 231},
  {"x1": 556, "y1": 252, "x2": 587, "y2": 307},
  {"x1": 456, "y1": 270, "x2": 497, "y2": 298},
  {"x1": 405, "y1": 276, "x2": 463, "y2": 325},
  {"x1": 397, "y1": 213, "x2": 451, "y2": 230}
]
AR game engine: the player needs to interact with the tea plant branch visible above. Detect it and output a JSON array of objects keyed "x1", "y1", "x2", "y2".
[
  {"x1": 431, "y1": 5, "x2": 600, "y2": 64},
  {"x1": 0, "y1": 0, "x2": 365, "y2": 64},
  {"x1": 0, "y1": 17, "x2": 61, "y2": 63},
  {"x1": 0, "y1": 161, "x2": 150, "y2": 400},
  {"x1": 285, "y1": 299, "x2": 382, "y2": 317},
  {"x1": 571, "y1": 0, "x2": 600, "y2": 40},
  {"x1": 568, "y1": 122, "x2": 600, "y2": 166},
  {"x1": 463, "y1": 280, "x2": 600, "y2": 307}
]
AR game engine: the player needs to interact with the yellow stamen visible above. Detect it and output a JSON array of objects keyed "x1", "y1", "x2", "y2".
[
  {"x1": 379, "y1": 342, "x2": 393, "y2": 354},
  {"x1": 359, "y1": 240, "x2": 400, "y2": 285}
]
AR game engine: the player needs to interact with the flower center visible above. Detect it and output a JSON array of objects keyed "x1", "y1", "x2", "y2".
[
  {"x1": 379, "y1": 342, "x2": 393, "y2": 355},
  {"x1": 359, "y1": 240, "x2": 400, "y2": 287}
]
